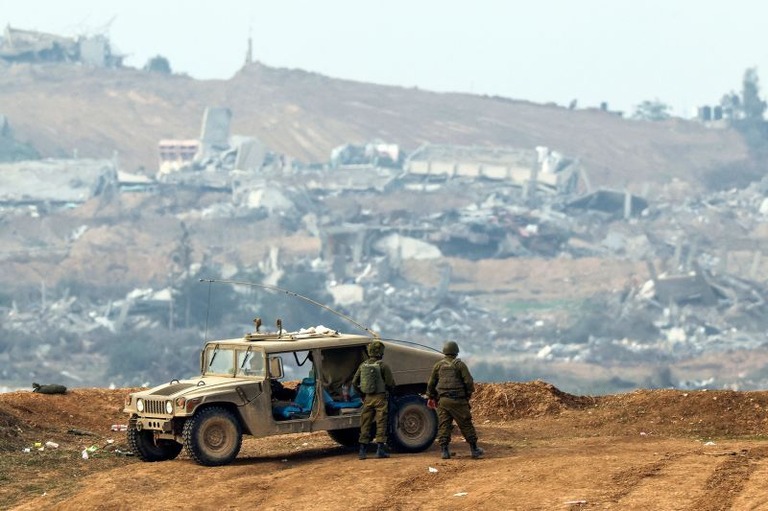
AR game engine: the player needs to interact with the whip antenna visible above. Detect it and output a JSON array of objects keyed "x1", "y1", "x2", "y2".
[
  {"x1": 203, "y1": 279, "x2": 213, "y2": 341},
  {"x1": 199, "y1": 278, "x2": 379, "y2": 337}
]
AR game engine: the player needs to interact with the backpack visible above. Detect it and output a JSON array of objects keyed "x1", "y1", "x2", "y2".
[{"x1": 359, "y1": 360, "x2": 385, "y2": 394}]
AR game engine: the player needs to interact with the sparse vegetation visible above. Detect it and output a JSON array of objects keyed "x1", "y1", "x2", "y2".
[
  {"x1": 143, "y1": 55, "x2": 171, "y2": 74},
  {"x1": 632, "y1": 99, "x2": 671, "y2": 121}
]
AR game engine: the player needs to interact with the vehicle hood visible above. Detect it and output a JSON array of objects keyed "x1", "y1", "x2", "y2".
[{"x1": 134, "y1": 376, "x2": 264, "y2": 399}]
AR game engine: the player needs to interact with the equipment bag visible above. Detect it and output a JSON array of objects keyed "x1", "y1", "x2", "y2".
[{"x1": 359, "y1": 360, "x2": 385, "y2": 394}]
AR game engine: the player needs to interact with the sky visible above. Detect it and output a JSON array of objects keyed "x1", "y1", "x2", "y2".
[{"x1": 3, "y1": 1, "x2": 768, "y2": 117}]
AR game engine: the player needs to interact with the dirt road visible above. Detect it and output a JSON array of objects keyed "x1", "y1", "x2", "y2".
[{"x1": 3, "y1": 384, "x2": 768, "y2": 510}]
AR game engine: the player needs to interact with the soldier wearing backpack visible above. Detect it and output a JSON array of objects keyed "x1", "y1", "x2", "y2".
[
  {"x1": 426, "y1": 340, "x2": 484, "y2": 459},
  {"x1": 352, "y1": 340, "x2": 395, "y2": 460}
]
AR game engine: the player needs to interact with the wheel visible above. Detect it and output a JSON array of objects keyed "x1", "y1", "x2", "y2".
[
  {"x1": 127, "y1": 427, "x2": 183, "y2": 462},
  {"x1": 389, "y1": 395, "x2": 437, "y2": 453},
  {"x1": 182, "y1": 406, "x2": 242, "y2": 466},
  {"x1": 327, "y1": 427, "x2": 360, "y2": 449}
]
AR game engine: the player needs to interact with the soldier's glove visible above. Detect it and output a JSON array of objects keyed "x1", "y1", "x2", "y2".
[{"x1": 427, "y1": 398, "x2": 437, "y2": 410}]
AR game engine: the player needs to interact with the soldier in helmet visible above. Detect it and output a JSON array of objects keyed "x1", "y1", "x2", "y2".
[
  {"x1": 352, "y1": 340, "x2": 395, "y2": 460},
  {"x1": 426, "y1": 340, "x2": 484, "y2": 459}
]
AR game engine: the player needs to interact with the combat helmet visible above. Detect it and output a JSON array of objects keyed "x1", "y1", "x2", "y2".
[
  {"x1": 442, "y1": 340, "x2": 460, "y2": 356},
  {"x1": 367, "y1": 340, "x2": 385, "y2": 357}
]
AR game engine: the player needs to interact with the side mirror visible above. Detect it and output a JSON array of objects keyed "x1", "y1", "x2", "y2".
[{"x1": 268, "y1": 357, "x2": 284, "y2": 379}]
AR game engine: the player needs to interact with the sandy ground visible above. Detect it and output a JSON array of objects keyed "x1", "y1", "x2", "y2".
[{"x1": 2, "y1": 384, "x2": 768, "y2": 510}]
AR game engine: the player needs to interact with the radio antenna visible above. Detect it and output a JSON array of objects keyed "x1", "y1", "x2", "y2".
[
  {"x1": 203, "y1": 279, "x2": 213, "y2": 341},
  {"x1": 199, "y1": 278, "x2": 379, "y2": 338}
]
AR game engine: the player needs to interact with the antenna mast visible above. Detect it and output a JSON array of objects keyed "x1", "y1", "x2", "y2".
[{"x1": 200, "y1": 278, "x2": 379, "y2": 338}]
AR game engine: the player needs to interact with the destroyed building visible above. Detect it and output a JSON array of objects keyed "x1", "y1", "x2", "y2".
[
  {"x1": 403, "y1": 143, "x2": 582, "y2": 195},
  {"x1": 0, "y1": 25, "x2": 124, "y2": 68},
  {"x1": 6, "y1": 97, "x2": 768, "y2": 394},
  {"x1": 0, "y1": 158, "x2": 117, "y2": 213}
]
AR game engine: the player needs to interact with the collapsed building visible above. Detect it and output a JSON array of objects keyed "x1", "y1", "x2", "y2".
[
  {"x1": 0, "y1": 25, "x2": 124, "y2": 68},
  {"x1": 0, "y1": 158, "x2": 117, "y2": 213},
  {"x1": 403, "y1": 143, "x2": 583, "y2": 195}
]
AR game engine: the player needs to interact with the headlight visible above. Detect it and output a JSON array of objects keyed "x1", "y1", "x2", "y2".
[
  {"x1": 165, "y1": 400, "x2": 174, "y2": 414},
  {"x1": 136, "y1": 399, "x2": 144, "y2": 412}
]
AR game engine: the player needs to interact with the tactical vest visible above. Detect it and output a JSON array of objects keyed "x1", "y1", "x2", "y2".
[
  {"x1": 359, "y1": 360, "x2": 386, "y2": 394},
  {"x1": 435, "y1": 358, "x2": 466, "y2": 398}
]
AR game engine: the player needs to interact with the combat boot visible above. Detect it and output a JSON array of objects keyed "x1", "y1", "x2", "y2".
[
  {"x1": 440, "y1": 444, "x2": 451, "y2": 459},
  {"x1": 376, "y1": 443, "x2": 390, "y2": 458},
  {"x1": 469, "y1": 442, "x2": 484, "y2": 459},
  {"x1": 358, "y1": 443, "x2": 368, "y2": 460}
]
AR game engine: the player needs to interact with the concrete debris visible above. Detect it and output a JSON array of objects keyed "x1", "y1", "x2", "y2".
[
  {"x1": 0, "y1": 26, "x2": 123, "y2": 68},
  {"x1": 8, "y1": 111, "x2": 768, "y2": 392},
  {"x1": 0, "y1": 158, "x2": 117, "y2": 209}
]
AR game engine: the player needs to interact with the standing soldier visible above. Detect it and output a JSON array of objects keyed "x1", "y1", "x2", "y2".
[
  {"x1": 426, "y1": 340, "x2": 484, "y2": 459},
  {"x1": 353, "y1": 340, "x2": 396, "y2": 460}
]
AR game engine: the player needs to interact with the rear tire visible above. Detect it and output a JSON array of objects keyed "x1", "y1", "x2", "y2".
[
  {"x1": 127, "y1": 427, "x2": 183, "y2": 462},
  {"x1": 183, "y1": 406, "x2": 242, "y2": 466},
  {"x1": 389, "y1": 395, "x2": 437, "y2": 453},
  {"x1": 327, "y1": 427, "x2": 360, "y2": 449}
]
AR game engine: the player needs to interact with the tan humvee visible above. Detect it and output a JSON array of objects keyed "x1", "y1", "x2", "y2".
[{"x1": 124, "y1": 325, "x2": 442, "y2": 466}]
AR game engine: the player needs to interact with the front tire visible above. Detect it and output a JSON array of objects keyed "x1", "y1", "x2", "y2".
[
  {"x1": 389, "y1": 395, "x2": 437, "y2": 453},
  {"x1": 127, "y1": 427, "x2": 183, "y2": 462},
  {"x1": 327, "y1": 427, "x2": 360, "y2": 449},
  {"x1": 183, "y1": 406, "x2": 242, "y2": 466}
]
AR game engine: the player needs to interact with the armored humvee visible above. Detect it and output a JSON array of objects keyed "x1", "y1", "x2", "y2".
[{"x1": 124, "y1": 323, "x2": 442, "y2": 466}]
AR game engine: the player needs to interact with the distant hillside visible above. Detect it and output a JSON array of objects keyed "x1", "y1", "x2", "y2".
[{"x1": 0, "y1": 61, "x2": 750, "y2": 191}]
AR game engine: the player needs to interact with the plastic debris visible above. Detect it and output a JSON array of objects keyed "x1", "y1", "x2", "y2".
[
  {"x1": 704, "y1": 441, "x2": 716, "y2": 446},
  {"x1": 45, "y1": 441, "x2": 59, "y2": 449},
  {"x1": 81, "y1": 449, "x2": 89, "y2": 459},
  {"x1": 110, "y1": 424, "x2": 127, "y2": 432},
  {"x1": 453, "y1": 492, "x2": 468, "y2": 497},
  {"x1": 428, "y1": 466, "x2": 438, "y2": 473}
]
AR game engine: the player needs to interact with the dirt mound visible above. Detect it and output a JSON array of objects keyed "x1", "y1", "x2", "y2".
[
  {"x1": 472, "y1": 380, "x2": 594, "y2": 421},
  {"x1": 0, "y1": 387, "x2": 134, "y2": 453},
  {"x1": 589, "y1": 388, "x2": 768, "y2": 437}
]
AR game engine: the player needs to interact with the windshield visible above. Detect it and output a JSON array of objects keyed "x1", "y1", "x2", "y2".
[
  {"x1": 203, "y1": 346, "x2": 266, "y2": 378},
  {"x1": 237, "y1": 349, "x2": 266, "y2": 378}
]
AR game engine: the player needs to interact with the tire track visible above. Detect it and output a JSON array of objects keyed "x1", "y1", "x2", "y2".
[
  {"x1": 604, "y1": 451, "x2": 686, "y2": 504},
  {"x1": 686, "y1": 446, "x2": 768, "y2": 511}
]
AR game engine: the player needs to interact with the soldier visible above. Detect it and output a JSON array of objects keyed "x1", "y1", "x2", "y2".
[
  {"x1": 352, "y1": 340, "x2": 395, "y2": 460},
  {"x1": 426, "y1": 340, "x2": 484, "y2": 459}
]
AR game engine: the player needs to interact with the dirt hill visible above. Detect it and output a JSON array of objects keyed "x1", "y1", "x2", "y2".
[
  {"x1": 2, "y1": 384, "x2": 768, "y2": 510},
  {"x1": 0, "y1": 61, "x2": 749, "y2": 191}
]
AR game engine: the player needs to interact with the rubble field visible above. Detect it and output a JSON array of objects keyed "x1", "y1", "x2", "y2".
[{"x1": 3, "y1": 384, "x2": 768, "y2": 510}]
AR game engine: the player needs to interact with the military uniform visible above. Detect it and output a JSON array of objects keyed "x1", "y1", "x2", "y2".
[
  {"x1": 352, "y1": 341, "x2": 395, "y2": 459},
  {"x1": 426, "y1": 341, "x2": 483, "y2": 459}
]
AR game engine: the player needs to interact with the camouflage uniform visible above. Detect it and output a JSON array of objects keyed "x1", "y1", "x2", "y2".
[
  {"x1": 426, "y1": 341, "x2": 483, "y2": 459},
  {"x1": 352, "y1": 341, "x2": 395, "y2": 459}
]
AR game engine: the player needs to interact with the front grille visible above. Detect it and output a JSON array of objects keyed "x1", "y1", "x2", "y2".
[{"x1": 144, "y1": 399, "x2": 167, "y2": 415}]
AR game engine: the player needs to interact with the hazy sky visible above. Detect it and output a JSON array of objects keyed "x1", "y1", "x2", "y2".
[{"x1": 3, "y1": 1, "x2": 767, "y2": 116}]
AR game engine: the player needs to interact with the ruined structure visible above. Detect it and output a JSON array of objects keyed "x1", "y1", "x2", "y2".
[{"x1": 0, "y1": 25, "x2": 123, "y2": 68}]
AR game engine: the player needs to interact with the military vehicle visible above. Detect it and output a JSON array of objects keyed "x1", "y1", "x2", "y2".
[{"x1": 124, "y1": 285, "x2": 442, "y2": 466}]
